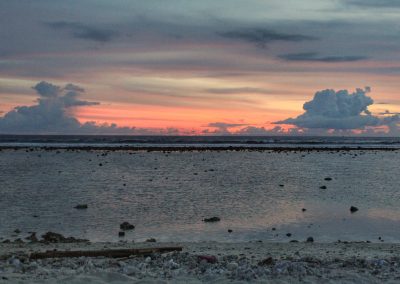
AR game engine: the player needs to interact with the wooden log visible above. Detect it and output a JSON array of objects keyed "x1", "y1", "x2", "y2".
[{"x1": 30, "y1": 246, "x2": 183, "y2": 260}]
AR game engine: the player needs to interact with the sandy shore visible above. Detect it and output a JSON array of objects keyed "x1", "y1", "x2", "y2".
[{"x1": 2, "y1": 241, "x2": 400, "y2": 283}]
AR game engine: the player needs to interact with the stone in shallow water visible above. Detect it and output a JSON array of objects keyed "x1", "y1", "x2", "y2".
[
  {"x1": 74, "y1": 204, "x2": 88, "y2": 209},
  {"x1": 350, "y1": 206, "x2": 359, "y2": 213},
  {"x1": 120, "y1": 222, "x2": 135, "y2": 230},
  {"x1": 203, "y1": 217, "x2": 220, "y2": 222}
]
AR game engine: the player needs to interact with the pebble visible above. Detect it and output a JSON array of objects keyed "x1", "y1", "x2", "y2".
[{"x1": 227, "y1": 262, "x2": 239, "y2": 271}]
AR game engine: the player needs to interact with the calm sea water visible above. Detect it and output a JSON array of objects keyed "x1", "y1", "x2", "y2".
[{"x1": 1, "y1": 138, "x2": 400, "y2": 243}]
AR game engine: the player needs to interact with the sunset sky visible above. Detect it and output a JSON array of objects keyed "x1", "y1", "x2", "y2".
[{"x1": 1, "y1": 0, "x2": 400, "y2": 135}]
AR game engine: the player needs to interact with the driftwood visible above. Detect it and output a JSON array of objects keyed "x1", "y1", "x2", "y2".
[{"x1": 30, "y1": 246, "x2": 183, "y2": 260}]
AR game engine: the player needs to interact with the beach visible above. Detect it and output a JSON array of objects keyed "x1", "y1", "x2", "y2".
[{"x1": 2, "y1": 240, "x2": 400, "y2": 283}]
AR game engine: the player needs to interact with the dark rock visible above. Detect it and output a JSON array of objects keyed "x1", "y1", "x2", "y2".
[
  {"x1": 302, "y1": 208, "x2": 307, "y2": 212},
  {"x1": 41, "y1": 232, "x2": 88, "y2": 243},
  {"x1": 14, "y1": 238, "x2": 24, "y2": 244},
  {"x1": 286, "y1": 233, "x2": 292, "y2": 237},
  {"x1": 272, "y1": 227, "x2": 276, "y2": 231},
  {"x1": 14, "y1": 229, "x2": 21, "y2": 234},
  {"x1": 203, "y1": 217, "x2": 220, "y2": 223},
  {"x1": 279, "y1": 184, "x2": 284, "y2": 187},
  {"x1": 324, "y1": 177, "x2": 332, "y2": 181},
  {"x1": 258, "y1": 257, "x2": 274, "y2": 266},
  {"x1": 120, "y1": 222, "x2": 135, "y2": 230},
  {"x1": 320, "y1": 186, "x2": 327, "y2": 189},
  {"x1": 146, "y1": 238, "x2": 156, "y2": 242},
  {"x1": 26, "y1": 232, "x2": 38, "y2": 242},
  {"x1": 118, "y1": 231, "x2": 125, "y2": 237},
  {"x1": 290, "y1": 240, "x2": 299, "y2": 243},
  {"x1": 350, "y1": 206, "x2": 359, "y2": 213},
  {"x1": 306, "y1": 237, "x2": 314, "y2": 243},
  {"x1": 74, "y1": 204, "x2": 88, "y2": 210},
  {"x1": 228, "y1": 229, "x2": 233, "y2": 233}
]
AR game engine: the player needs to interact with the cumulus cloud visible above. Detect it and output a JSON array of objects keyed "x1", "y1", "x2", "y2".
[
  {"x1": 275, "y1": 87, "x2": 400, "y2": 130},
  {"x1": 206, "y1": 122, "x2": 247, "y2": 134},
  {"x1": 0, "y1": 81, "x2": 100, "y2": 134},
  {"x1": 0, "y1": 81, "x2": 190, "y2": 135},
  {"x1": 279, "y1": 52, "x2": 369, "y2": 63}
]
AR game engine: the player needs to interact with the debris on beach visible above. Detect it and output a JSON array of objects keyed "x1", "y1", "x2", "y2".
[
  {"x1": 120, "y1": 222, "x2": 135, "y2": 230},
  {"x1": 198, "y1": 255, "x2": 217, "y2": 263},
  {"x1": 28, "y1": 246, "x2": 183, "y2": 260},
  {"x1": 203, "y1": 217, "x2": 221, "y2": 222},
  {"x1": 258, "y1": 257, "x2": 274, "y2": 266}
]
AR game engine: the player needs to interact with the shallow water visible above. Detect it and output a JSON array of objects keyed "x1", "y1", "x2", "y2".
[{"x1": 1, "y1": 149, "x2": 400, "y2": 243}]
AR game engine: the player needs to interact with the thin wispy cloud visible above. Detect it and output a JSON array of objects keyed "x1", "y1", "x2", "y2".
[
  {"x1": 219, "y1": 28, "x2": 317, "y2": 48},
  {"x1": 46, "y1": 21, "x2": 119, "y2": 42},
  {"x1": 279, "y1": 52, "x2": 369, "y2": 63},
  {"x1": 344, "y1": 0, "x2": 400, "y2": 8}
]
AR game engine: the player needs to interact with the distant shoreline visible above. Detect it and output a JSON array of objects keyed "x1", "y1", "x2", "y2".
[{"x1": 1, "y1": 145, "x2": 399, "y2": 151}]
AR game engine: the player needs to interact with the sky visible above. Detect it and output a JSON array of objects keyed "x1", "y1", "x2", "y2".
[{"x1": 1, "y1": 0, "x2": 400, "y2": 135}]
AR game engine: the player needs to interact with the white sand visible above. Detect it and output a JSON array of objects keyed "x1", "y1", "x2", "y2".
[{"x1": 2, "y1": 241, "x2": 400, "y2": 283}]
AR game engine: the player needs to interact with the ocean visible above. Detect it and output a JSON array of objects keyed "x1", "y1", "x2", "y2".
[{"x1": 1, "y1": 135, "x2": 400, "y2": 243}]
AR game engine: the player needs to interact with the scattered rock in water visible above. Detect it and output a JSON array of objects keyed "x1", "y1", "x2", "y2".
[
  {"x1": 286, "y1": 233, "x2": 292, "y2": 237},
  {"x1": 203, "y1": 217, "x2": 220, "y2": 223},
  {"x1": 228, "y1": 229, "x2": 233, "y2": 233},
  {"x1": 25, "y1": 232, "x2": 38, "y2": 242},
  {"x1": 272, "y1": 227, "x2": 276, "y2": 231},
  {"x1": 118, "y1": 231, "x2": 125, "y2": 237},
  {"x1": 350, "y1": 206, "x2": 359, "y2": 213},
  {"x1": 198, "y1": 255, "x2": 217, "y2": 263},
  {"x1": 41, "y1": 232, "x2": 88, "y2": 243},
  {"x1": 74, "y1": 204, "x2": 88, "y2": 210},
  {"x1": 324, "y1": 177, "x2": 332, "y2": 181},
  {"x1": 302, "y1": 208, "x2": 307, "y2": 212},
  {"x1": 120, "y1": 222, "x2": 135, "y2": 230},
  {"x1": 279, "y1": 184, "x2": 284, "y2": 187},
  {"x1": 14, "y1": 238, "x2": 24, "y2": 244},
  {"x1": 320, "y1": 186, "x2": 327, "y2": 189},
  {"x1": 306, "y1": 237, "x2": 314, "y2": 243},
  {"x1": 258, "y1": 257, "x2": 274, "y2": 266},
  {"x1": 146, "y1": 238, "x2": 156, "y2": 243}
]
